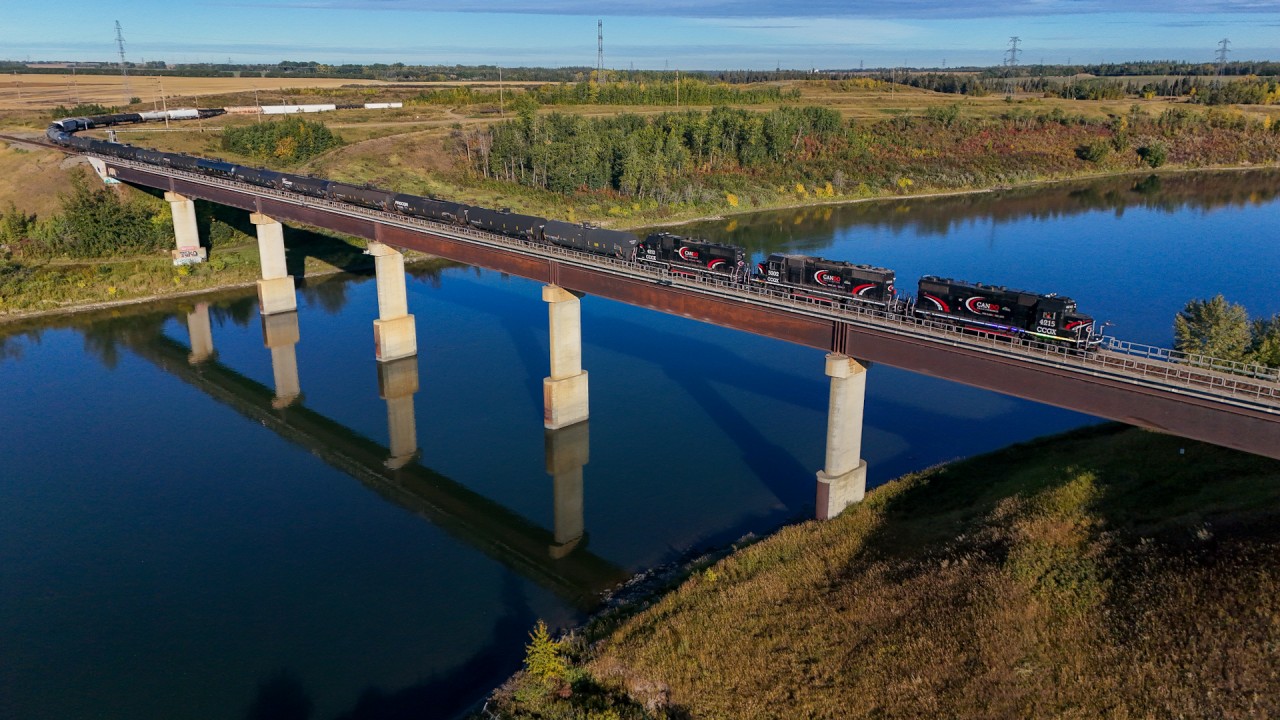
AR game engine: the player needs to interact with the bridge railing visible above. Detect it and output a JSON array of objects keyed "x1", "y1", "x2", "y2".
[
  {"x1": 105, "y1": 158, "x2": 1280, "y2": 409},
  {"x1": 661, "y1": 269, "x2": 1280, "y2": 406},
  {"x1": 1099, "y1": 337, "x2": 1280, "y2": 383}
]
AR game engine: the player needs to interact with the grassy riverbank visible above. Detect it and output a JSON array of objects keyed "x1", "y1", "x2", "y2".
[
  {"x1": 484, "y1": 424, "x2": 1280, "y2": 719},
  {"x1": 0, "y1": 158, "x2": 443, "y2": 321},
  {"x1": 0, "y1": 227, "x2": 375, "y2": 321}
]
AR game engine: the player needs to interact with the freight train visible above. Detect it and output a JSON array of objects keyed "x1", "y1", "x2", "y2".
[{"x1": 47, "y1": 111, "x2": 1101, "y2": 350}]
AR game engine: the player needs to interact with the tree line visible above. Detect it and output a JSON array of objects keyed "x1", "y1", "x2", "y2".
[
  {"x1": 409, "y1": 80, "x2": 797, "y2": 109},
  {"x1": 458, "y1": 103, "x2": 843, "y2": 200},
  {"x1": 891, "y1": 72, "x2": 1280, "y2": 106}
]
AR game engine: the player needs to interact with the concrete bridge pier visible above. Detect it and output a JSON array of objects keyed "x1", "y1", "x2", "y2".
[
  {"x1": 251, "y1": 213, "x2": 297, "y2": 315},
  {"x1": 545, "y1": 420, "x2": 589, "y2": 558},
  {"x1": 164, "y1": 192, "x2": 206, "y2": 265},
  {"x1": 186, "y1": 302, "x2": 215, "y2": 364},
  {"x1": 378, "y1": 356, "x2": 420, "y2": 469},
  {"x1": 365, "y1": 242, "x2": 418, "y2": 362},
  {"x1": 261, "y1": 311, "x2": 302, "y2": 408},
  {"x1": 542, "y1": 285, "x2": 589, "y2": 430},
  {"x1": 816, "y1": 353, "x2": 869, "y2": 520}
]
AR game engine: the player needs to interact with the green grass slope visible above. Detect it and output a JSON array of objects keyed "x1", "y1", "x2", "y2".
[{"x1": 487, "y1": 424, "x2": 1280, "y2": 719}]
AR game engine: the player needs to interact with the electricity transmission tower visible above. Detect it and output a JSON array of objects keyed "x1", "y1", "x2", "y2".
[
  {"x1": 1004, "y1": 36, "x2": 1021, "y2": 67},
  {"x1": 1003, "y1": 36, "x2": 1022, "y2": 96},
  {"x1": 597, "y1": 19, "x2": 605, "y2": 87},
  {"x1": 1216, "y1": 38, "x2": 1231, "y2": 83},
  {"x1": 115, "y1": 21, "x2": 132, "y2": 105}
]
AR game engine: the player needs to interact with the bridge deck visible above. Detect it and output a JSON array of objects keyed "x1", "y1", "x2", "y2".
[{"x1": 103, "y1": 158, "x2": 1280, "y2": 460}]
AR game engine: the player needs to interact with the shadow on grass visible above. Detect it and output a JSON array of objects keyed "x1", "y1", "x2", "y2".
[{"x1": 860, "y1": 423, "x2": 1280, "y2": 566}]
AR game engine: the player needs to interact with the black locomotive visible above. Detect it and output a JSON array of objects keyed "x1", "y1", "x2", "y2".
[
  {"x1": 915, "y1": 276, "x2": 1096, "y2": 345},
  {"x1": 46, "y1": 111, "x2": 1101, "y2": 350},
  {"x1": 757, "y1": 253, "x2": 897, "y2": 307},
  {"x1": 638, "y1": 232, "x2": 747, "y2": 281}
]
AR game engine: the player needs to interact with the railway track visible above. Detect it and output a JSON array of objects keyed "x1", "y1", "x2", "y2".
[{"x1": 0, "y1": 133, "x2": 65, "y2": 152}]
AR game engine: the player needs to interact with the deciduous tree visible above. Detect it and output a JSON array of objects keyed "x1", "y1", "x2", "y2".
[{"x1": 1173, "y1": 294, "x2": 1252, "y2": 362}]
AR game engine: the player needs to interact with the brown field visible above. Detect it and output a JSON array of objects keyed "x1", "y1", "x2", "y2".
[
  {"x1": 0, "y1": 74, "x2": 394, "y2": 110},
  {"x1": 0, "y1": 143, "x2": 84, "y2": 215},
  {"x1": 0, "y1": 74, "x2": 550, "y2": 110}
]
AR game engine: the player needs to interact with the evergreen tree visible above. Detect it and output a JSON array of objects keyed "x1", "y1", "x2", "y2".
[
  {"x1": 1250, "y1": 314, "x2": 1280, "y2": 368},
  {"x1": 523, "y1": 620, "x2": 566, "y2": 684}
]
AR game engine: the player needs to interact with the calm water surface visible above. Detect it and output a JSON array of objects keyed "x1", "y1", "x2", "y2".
[{"x1": 2, "y1": 171, "x2": 1278, "y2": 719}]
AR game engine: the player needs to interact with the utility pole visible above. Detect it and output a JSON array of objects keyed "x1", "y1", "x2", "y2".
[
  {"x1": 159, "y1": 78, "x2": 169, "y2": 128},
  {"x1": 498, "y1": 66, "x2": 504, "y2": 118},
  {"x1": 115, "y1": 21, "x2": 133, "y2": 105}
]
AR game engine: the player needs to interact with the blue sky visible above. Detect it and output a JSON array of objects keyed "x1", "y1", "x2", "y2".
[{"x1": 4, "y1": 1, "x2": 1280, "y2": 69}]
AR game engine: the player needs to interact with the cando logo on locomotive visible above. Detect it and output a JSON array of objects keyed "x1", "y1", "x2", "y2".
[
  {"x1": 813, "y1": 270, "x2": 842, "y2": 287},
  {"x1": 964, "y1": 297, "x2": 1001, "y2": 314}
]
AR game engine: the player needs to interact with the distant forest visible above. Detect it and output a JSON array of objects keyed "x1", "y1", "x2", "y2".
[
  {"x1": 5, "y1": 59, "x2": 1280, "y2": 84},
  {"x1": 888, "y1": 73, "x2": 1280, "y2": 105},
  {"x1": 9, "y1": 58, "x2": 1279, "y2": 107}
]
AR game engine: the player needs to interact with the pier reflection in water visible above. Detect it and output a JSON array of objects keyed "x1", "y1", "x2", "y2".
[{"x1": 161, "y1": 304, "x2": 624, "y2": 608}]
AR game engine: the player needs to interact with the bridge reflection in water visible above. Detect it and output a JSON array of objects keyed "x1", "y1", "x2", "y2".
[{"x1": 130, "y1": 303, "x2": 625, "y2": 609}]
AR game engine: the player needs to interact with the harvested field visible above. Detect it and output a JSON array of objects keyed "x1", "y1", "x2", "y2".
[
  {"x1": 0, "y1": 74, "x2": 390, "y2": 111},
  {"x1": 0, "y1": 143, "x2": 85, "y2": 216},
  {"x1": 0, "y1": 73, "x2": 556, "y2": 111}
]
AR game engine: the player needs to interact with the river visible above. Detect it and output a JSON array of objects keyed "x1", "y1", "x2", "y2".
[{"x1": 2, "y1": 170, "x2": 1278, "y2": 719}]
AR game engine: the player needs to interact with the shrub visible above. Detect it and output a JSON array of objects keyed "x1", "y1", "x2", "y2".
[
  {"x1": 1137, "y1": 143, "x2": 1168, "y2": 168},
  {"x1": 1075, "y1": 141, "x2": 1112, "y2": 163},
  {"x1": 27, "y1": 174, "x2": 171, "y2": 258},
  {"x1": 49, "y1": 103, "x2": 118, "y2": 118},
  {"x1": 0, "y1": 202, "x2": 35, "y2": 246}
]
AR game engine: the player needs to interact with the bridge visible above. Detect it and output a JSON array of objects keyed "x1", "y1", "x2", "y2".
[{"x1": 94, "y1": 154, "x2": 1280, "y2": 519}]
